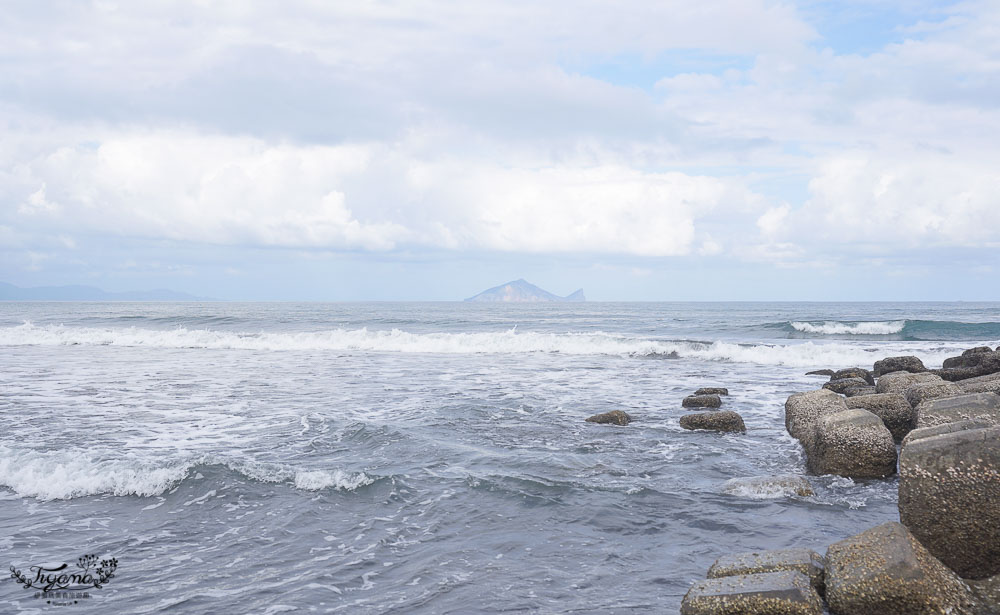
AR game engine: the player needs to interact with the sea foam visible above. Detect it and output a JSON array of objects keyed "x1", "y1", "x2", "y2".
[
  {"x1": 0, "y1": 323, "x2": 963, "y2": 367},
  {"x1": 0, "y1": 446, "x2": 373, "y2": 500},
  {"x1": 790, "y1": 320, "x2": 906, "y2": 335}
]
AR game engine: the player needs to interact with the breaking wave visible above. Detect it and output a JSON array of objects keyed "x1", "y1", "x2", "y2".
[
  {"x1": 0, "y1": 446, "x2": 374, "y2": 500},
  {"x1": 0, "y1": 323, "x2": 969, "y2": 367},
  {"x1": 790, "y1": 321, "x2": 906, "y2": 335}
]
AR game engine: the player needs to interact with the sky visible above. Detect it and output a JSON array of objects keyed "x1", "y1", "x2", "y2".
[{"x1": 1, "y1": 0, "x2": 999, "y2": 301}]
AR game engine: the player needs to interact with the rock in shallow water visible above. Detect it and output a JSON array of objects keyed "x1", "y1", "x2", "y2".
[
  {"x1": 694, "y1": 387, "x2": 729, "y2": 396},
  {"x1": 585, "y1": 410, "x2": 631, "y2": 425},
  {"x1": 680, "y1": 411, "x2": 745, "y2": 433},
  {"x1": 707, "y1": 548, "x2": 826, "y2": 596},
  {"x1": 683, "y1": 394, "x2": 722, "y2": 408},
  {"x1": 825, "y1": 522, "x2": 978, "y2": 615},
  {"x1": 720, "y1": 475, "x2": 815, "y2": 499},
  {"x1": 681, "y1": 570, "x2": 824, "y2": 615},
  {"x1": 784, "y1": 389, "x2": 848, "y2": 452},
  {"x1": 809, "y1": 409, "x2": 897, "y2": 478},
  {"x1": 899, "y1": 425, "x2": 1000, "y2": 580}
]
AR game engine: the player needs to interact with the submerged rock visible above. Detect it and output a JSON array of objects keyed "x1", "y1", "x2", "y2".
[
  {"x1": 825, "y1": 522, "x2": 978, "y2": 615},
  {"x1": 875, "y1": 371, "x2": 942, "y2": 395},
  {"x1": 585, "y1": 410, "x2": 631, "y2": 426},
  {"x1": 809, "y1": 409, "x2": 897, "y2": 478},
  {"x1": 681, "y1": 570, "x2": 823, "y2": 615},
  {"x1": 683, "y1": 394, "x2": 722, "y2": 409},
  {"x1": 845, "y1": 393, "x2": 914, "y2": 442},
  {"x1": 914, "y1": 392, "x2": 1000, "y2": 429},
  {"x1": 694, "y1": 387, "x2": 729, "y2": 396},
  {"x1": 721, "y1": 475, "x2": 815, "y2": 499},
  {"x1": 873, "y1": 355, "x2": 927, "y2": 377},
  {"x1": 707, "y1": 548, "x2": 826, "y2": 596},
  {"x1": 680, "y1": 411, "x2": 746, "y2": 434},
  {"x1": 899, "y1": 425, "x2": 1000, "y2": 579}
]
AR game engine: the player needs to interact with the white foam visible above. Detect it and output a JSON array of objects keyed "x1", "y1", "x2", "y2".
[
  {"x1": 0, "y1": 447, "x2": 373, "y2": 500},
  {"x1": 0, "y1": 322, "x2": 966, "y2": 367},
  {"x1": 721, "y1": 475, "x2": 814, "y2": 499},
  {"x1": 790, "y1": 321, "x2": 906, "y2": 335}
]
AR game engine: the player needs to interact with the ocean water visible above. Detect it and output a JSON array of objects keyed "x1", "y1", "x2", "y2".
[{"x1": 1, "y1": 301, "x2": 998, "y2": 613}]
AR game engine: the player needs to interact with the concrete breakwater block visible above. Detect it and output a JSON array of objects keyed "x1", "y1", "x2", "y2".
[
  {"x1": 825, "y1": 522, "x2": 978, "y2": 615},
  {"x1": 905, "y1": 381, "x2": 963, "y2": 407},
  {"x1": 680, "y1": 411, "x2": 745, "y2": 433},
  {"x1": 914, "y1": 392, "x2": 1000, "y2": 428},
  {"x1": 875, "y1": 371, "x2": 941, "y2": 395},
  {"x1": 899, "y1": 425, "x2": 1000, "y2": 579},
  {"x1": 707, "y1": 548, "x2": 825, "y2": 596},
  {"x1": 694, "y1": 387, "x2": 729, "y2": 396},
  {"x1": 784, "y1": 389, "x2": 848, "y2": 451},
  {"x1": 585, "y1": 410, "x2": 631, "y2": 425},
  {"x1": 873, "y1": 355, "x2": 927, "y2": 377},
  {"x1": 808, "y1": 409, "x2": 897, "y2": 478},
  {"x1": 845, "y1": 393, "x2": 914, "y2": 442},
  {"x1": 683, "y1": 394, "x2": 722, "y2": 408},
  {"x1": 823, "y1": 377, "x2": 868, "y2": 395},
  {"x1": 680, "y1": 570, "x2": 823, "y2": 615}
]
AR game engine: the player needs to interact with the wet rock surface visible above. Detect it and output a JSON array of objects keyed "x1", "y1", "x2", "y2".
[
  {"x1": 832, "y1": 367, "x2": 875, "y2": 385},
  {"x1": 873, "y1": 355, "x2": 927, "y2": 377},
  {"x1": 809, "y1": 409, "x2": 897, "y2": 478},
  {"x1": 694, "y1": 387, "x2": 729, "y2": 396},
  {"x1": 823, "y1": 377, "x2": 869, "y2": 395},
  {"x1": 585, "y1": 410, "x2": 631, "y2": 425},
  {"x1": 683, "y1": 394, "x2": 722, "y2": 409},
  {"x1": 899, "y1": 425, "x2": 1000, "y2": 579},
  {"x1": 784, "y1": 389, "x2": 848, "y2": 453},
  {"x1": 680, "y1": 410, "x2": 746, "y2": 433},
  {"x1": 875, "y1": 370, "x2": 942, "y2": 395},
  {"x1": 707, "y1": 548, "x2": 826, "y2": 595},
  {"x1": 914, "y1": 392, "x2": 1000, "y2": 428},
  {"x1": 825, "y1": 522, "x2": 978, "y2": 615},
  {"x1": 681, "y1": 570, "x2": 824, "y2": 615},
  {"x1": 845, "y1": 393, "x2": 914, "y2": 442},
  {"x1": 904, "y1": 381, "x2": 963, "y2": 407}
]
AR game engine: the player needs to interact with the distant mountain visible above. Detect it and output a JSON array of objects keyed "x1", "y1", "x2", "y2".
[
  {"x1": 0, "y1": 281, "x2": 213, "y2": 301},
  {"x1": 464, "y1": 279, "x2": 585, "y2": 303}
]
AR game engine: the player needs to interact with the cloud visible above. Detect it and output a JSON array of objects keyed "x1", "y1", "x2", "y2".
[
  {"x1": 3, "y1": 0, "x2": 1000, "y2": 290},
  {"x1": 4, "y1": 131, "x2": 761, "y2": 257}
]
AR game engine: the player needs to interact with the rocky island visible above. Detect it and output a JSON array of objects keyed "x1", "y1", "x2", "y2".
[{"x1": 464, "y1": 279, "x2": 585, "y2": 302}]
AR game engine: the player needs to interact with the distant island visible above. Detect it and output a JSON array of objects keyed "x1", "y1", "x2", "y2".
[
  {"x1": 465, "y1": 279, "x2": 585, "y2": 303},
  {"x1": 0, "y1": 281, "x2": 212, "y2": 301}
]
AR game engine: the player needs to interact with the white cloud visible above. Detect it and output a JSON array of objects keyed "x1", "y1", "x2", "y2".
[{"x1": 6, "y1": 131, "x2": 760, "y2": 257}]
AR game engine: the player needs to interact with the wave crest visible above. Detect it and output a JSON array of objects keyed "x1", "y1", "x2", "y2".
[
  {"x1": 790, "y1": 321, "x2": 906, "y2": 335},
  {"x1": 0, "y1": 447, "x2": 374, "y2": 500}
]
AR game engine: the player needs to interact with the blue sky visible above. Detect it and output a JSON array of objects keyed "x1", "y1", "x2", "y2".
[{"x1": 1, "y1": 0, "x2": 998, "y2": 300}]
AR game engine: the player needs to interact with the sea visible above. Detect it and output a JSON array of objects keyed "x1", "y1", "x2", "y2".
[{"x1": 1, "y1": 301, "x2": 998, "y2": 614}]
